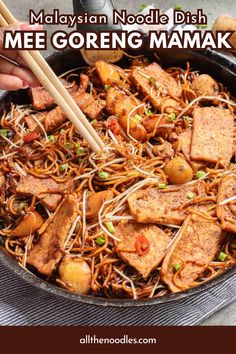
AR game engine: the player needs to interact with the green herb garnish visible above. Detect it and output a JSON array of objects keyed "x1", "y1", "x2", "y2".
[
  {"x1": 158, "y1": 183, "x2": 166, "y2": 189},
  {"x1": 106, "y1": 221, "x2": 115, "y2": 233},
  {"x1": 187, "y1": 192, "x2": 196, "y2": 200},
  {"x1": 0, "y1": 129, "x2": 9, "y2": 137},
  {"x1": 98, "y1": 171, "x2": 109, "y2": 179},
  {"x1": 105, "y1": 85, "x2": 111, "y2": 90},
  {"x1": 48, "y1": 135, "x2": 56, "y2": 142},
  {"x1": 96, "y1": 236, "x2": 106, "y2": 245},
  {"x1": 146, "y1": 109, "x2": 153, "y2": 116},
  {"x1": 218, "y1": 252, "x2": 227, "y2": 262},
  {"x1": 63, "y1": 143, "x2": 72, "y2": 149},
  {"x1": 168, "y1": 113, "x2": 176, "y2": 122},
  {"x1": 149, "y1": 77, "x2": 160, "y2": 89},
  {"x1": 196, "y1": 170, "x2": 206, "y2": 179},
  {"x1": 76, "y1": 147, "x2": 85, "y2": 156},
  {"x1": 134, "y1": 114, "x2": 142, "y2": 122},
  {"x1": 60, "y1": 163, "x2": 68, "y2": 172},
  {"x1": 173, "y1": 263, "x2": 181, "y2": 272},
  {"x1": 91, "y1": 119, "x2": 97, "y2": 126}
]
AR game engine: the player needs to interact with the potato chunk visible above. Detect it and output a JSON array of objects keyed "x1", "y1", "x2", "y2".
[
  {"x1": 95, "y1": 60, "x2": 120, "y2": 86},
  {"x1": 192, "y1": 74, "x2": 219, "y2": 97},
  {"x1": 59, "y1": 256, "x2": 91, "y2": 295},
  {"x1": 12, "y1": 211, "x2": 44, "y2": 238},
  {"x1": 87, "y1": 190, "x2": 114, "y2": 220},
  {"x1": 106, "y1": 87, "x2": 147, "y2": 141}
]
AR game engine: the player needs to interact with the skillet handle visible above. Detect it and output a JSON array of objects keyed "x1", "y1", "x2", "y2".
[{"x1": 73, "y1": 0, "x2": 121, "y2": 32}]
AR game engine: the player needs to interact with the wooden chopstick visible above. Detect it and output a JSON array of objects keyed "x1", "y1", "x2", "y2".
[{"x1": 0, "y1": 0, "x2": 104, "y2": 153}]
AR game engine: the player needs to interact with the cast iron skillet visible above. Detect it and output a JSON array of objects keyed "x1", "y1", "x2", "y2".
[{"x1": 0, "y1": 47, "x2": 236, "y2": 307}]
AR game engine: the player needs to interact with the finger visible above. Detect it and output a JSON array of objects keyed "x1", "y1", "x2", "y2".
[
  {"x1": 0, "y1": 56, "x2": 40, "y2": 87},
  {"x1": 0, "y1": 73, "x2": 28, "y2": 90},
  {"x1": 0, "y1": 23, "x2": 43, "y2": 65}
]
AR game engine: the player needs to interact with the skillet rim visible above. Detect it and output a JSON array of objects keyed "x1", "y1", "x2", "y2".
[{"x1": 0, "y1": 48, "x2": 236, "y2": 307}]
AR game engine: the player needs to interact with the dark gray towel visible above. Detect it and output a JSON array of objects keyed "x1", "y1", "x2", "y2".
[{"x1": 0, "y1": 261, "x2": 235, "y2": 325}]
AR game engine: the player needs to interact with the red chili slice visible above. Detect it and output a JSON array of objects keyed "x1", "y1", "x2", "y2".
[
  {"x1": 108, "y1": 118, "x2": 120, "y2": 135},
  {"x1": 135, "y1": 235, "x2": 150, "y2": 256},
  {"x1": 23, "y1": 132, "x2": 39, "y2": 143}
]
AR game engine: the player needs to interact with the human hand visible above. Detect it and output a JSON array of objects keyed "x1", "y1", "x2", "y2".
[{"x1": 0, "y1": 22, "x2": 43, "y2": 90}]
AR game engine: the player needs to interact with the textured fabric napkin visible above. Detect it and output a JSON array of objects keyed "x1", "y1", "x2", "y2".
[{"x1": 0, "y1": 261, "x2": 236, "y2": 326}]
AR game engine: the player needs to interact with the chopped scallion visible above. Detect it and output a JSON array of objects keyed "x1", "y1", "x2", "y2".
[
  {"x1": 134, "y1": 114, "x2": 142, "y2": 122},
  {"x1": 60, "y1": 163, "x2": 68, "y2": 172},
  {"x1": 91, "y1": 119, "x2": 97, "y2": 126},
  {"x1": 218, "y1": 252, "x2": 227, "y2": 262},
  {"x1": 76, "y1": 147, "x2": 85, "y2": 155},
  {"x1": 146, "y1": 109, "x2": 153, "y2": 116},
  {"x1": 168, "y1": 113, "x2": 176, "y2": 122},
  {"x1": 187, "y1": 192, "x2": 195, "y2": 200},
  {"x1": 173, "y1": 263, "x2": 181, "y2": 272},
  {"x1": 98, "y1": 171, "x2": 109, "y2": 179},
  {"x1": 149, "y1": 77, "x2": 160, "y2": 89},
  {"x1": 158, "y1": 183, "x2": 166, "y2": 189},
  {"x1": 106, "y1": 221, "x2": 115, "y2": 233},
  {"x1": 196, "y1": 170, "x2": 206, "y2": 179},
  {"x1": 60, "y1": 129, "x2": 65, "y2": 134},
  {"x1": 63, "y1": 143, "x2": 72, "y2": 149},
  {"x1": 105, "y1": 85, "x2": 111, "y2": 90},
  {"x1": 0, "y1": 129, "x2": 9, "y2": 137},
  {"x1": 48, "y1": 135, "x2": 56, "y2": 142},
  {"x1": 96, "y1": 236, "x2": 106, "y2": 245}
]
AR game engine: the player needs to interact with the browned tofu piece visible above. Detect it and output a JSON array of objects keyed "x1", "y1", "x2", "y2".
[
  {"x1": 191, "y1": 107, "x2": 234, "y2": 166},
  {"x1": 179, "y1": 130, "x2": 207, "y2": 171},
  {"x1": 106, "y1": 87, "x2": 147, "y2": 141},
  {"x1": 161, "y1": 214, "x2": 224, "y2": 292},
  {"x1": 131, "y1": 62, "x2": 182, "y2": 112},
  {"x1": 26, "y1": 93, "x2": 105, "y2": 133},
  {"x1": 114, "y1": 220, "x2": 172, "y2": 278},
  {"x1": 75, "y1": 92, "x2": 106, "y2": 120},
  {"x1": 142, "y1": 114, "x2": 174, "y2": 138},
  {"x1": 25, "y1": 114, "x2": 45, "y2": 133},
  {"x1": 44, "y1": 93, "x2": 105, "y2": 132},
  {"x1": 27, "y1": 195, "x2": 78, "y2": 276},
  {"x1": 95, "y1": 60, "x2": 120, "y2": 86},
  {"x1": 127, "y1": 182, "x2": 206, "y2": 225},
  {"x1": 16, "y1": 175, "x2": 70, "y2": 211},
  {"x1": 30, "y1": 78, "x2": 79, "y2": 110},
  {"x1": 179, "y1": 130, "x2": 192, "y2": 157},
  {"x1": 217, "y1": 175, "x2": 236, "y2": 233}
]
